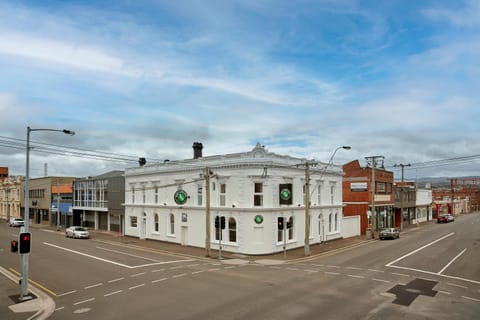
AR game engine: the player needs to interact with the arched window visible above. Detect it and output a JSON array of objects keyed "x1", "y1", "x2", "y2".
[
  {"x1": 329, "y1": 213, "x2": 333, "y2": 233},
  {"x1": 336, "y1": 212, "x2": 339, "y2": 231},
  {"x1": 228, "y1": 217, "x2": 237, "y2": 243},
  {"x1": 169, "y1": 213, "x2": 175, "y2": 235},
  {"x1": 318, "y1": 214, "x2": 323, "y2": 235},
  {"x1": 154, "y1": 213, "x2": 159, "y2": 232},
  {"x1": 288, "y1": 216, "x2": 294, "y2": 240}
]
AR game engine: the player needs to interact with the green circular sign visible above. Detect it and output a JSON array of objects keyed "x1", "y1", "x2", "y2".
[
  {"x1": 254, "y1": 215, "x2": 264, "y2": 224},
  {"x1": 174, "y1": 190, "x2": 188, "y2": 205},
  {"x1": 280, "y1": 188, "x2": 292, "y2": 201}
]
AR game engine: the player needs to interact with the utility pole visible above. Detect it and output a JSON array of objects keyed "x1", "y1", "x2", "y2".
[
  {"x1": 6, "y1": 188, "x2": 10, "y2": 223},
  {"x1": 205, "y1": 167, "x2": 211, "y2": 257},
  {"x1": 365, "y1": 156, "x2": 384, "y2": 238},
  {"x1": 394, "y1": 163, "x2": 410, "y2": 231},
  {"x1": 304, "y1": 161, "x2": 311, "y2": 256},
  {"x1": 56, "y1": 179, "x2": 61, "y2": 230}
]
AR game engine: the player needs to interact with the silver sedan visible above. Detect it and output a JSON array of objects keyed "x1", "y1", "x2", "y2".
[{"x1": 65, "y1": 226, "x2": 90, "y2": 239}]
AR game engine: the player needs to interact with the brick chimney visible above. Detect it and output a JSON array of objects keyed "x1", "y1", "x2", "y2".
[{"x1": 192, "y1": 142, "x2": 203, "y2": 159}]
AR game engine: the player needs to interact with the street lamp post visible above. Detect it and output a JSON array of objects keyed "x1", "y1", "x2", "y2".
[
  {"x1": 21, "y1": 126, "x2": 75, "y2": 300},
  {"x1": 304, "y1": 146, "x2": 351, "y2": 256}
]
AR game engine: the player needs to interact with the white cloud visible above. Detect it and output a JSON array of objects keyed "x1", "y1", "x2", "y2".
[
  {"x1": 423, "y1": 0, "x2": 480, "y2": 28},
  {"x1": 0, "y1": 31, "x2": 141, "y2": 77}
]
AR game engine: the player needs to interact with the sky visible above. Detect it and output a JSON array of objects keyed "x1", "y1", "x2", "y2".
[{"x1": 0, "y1": 0, "x2": 479, "y2": 180}]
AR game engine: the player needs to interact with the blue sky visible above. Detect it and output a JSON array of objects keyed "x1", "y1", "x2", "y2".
[{"x1": 0, "y1": 0, "x2": 479, "y2": 179}]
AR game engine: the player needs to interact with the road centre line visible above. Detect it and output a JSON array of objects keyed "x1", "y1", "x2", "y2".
[
  {"x1": 447, "y1": 282, "x2": 468, "y2": 289},
  {"x1": 391, "y1": 272, "x2": 410, "y2": 277},
  {"x1": 57, "y1": 290, "x2": 77, "y2": 297},
  {"x1": 438, "y1": 290, "x2": 452, "y2": 295},
  {"x1": 191, "y1": 270, "x2": 205, "y2": 274},
  {"x1": 104, "y1": 290, "x2": 123, "y2": 297},
  {"x1": 85, "y1": 283, "x2": 103, "y2": 290},
  {"x1": 131, "y1": 272, "x2": 146, "y2": 278},
  {"x1": 173, "y1": 273, "x2": 187, "y2": 278},
  {"x1": 108, "y1": 277, "x2": 124, "y2": 283},
  {"x1": 128, "y1": 284, "x2": 145, "y2": 290},
  {"x1": 208, "y1": 268, "x2": 220, "y2": 272},
  {"x1": 438, "y1": 249, "x2": 467, "y2": 274},
  {"x1": 96, "y1": 246, "x2": 161, "y2": 262},
  {"x1": 151, "y1": 269, "x2": 165, "y2": 273},
  {"x1": 325, "y1": 272, "x2": 340, "y2": 275},
  {"x1": 152, "y1": 278, "x2": 167, "y2": 283},
  {"x1": 385, "y1": 232, "x2": 455, "y2": 267},
  {"x1": 368, "y1": 269, "x2": 384, "y2": 273},
  {"x1": 462, "y1": 296, "x2": 480, "y2": 302},
  {"x1": 44, "y1": 242, "x2": 195, "y2": 269},
  {"x1": 346, "y1": 267, "x2": 362, "y2": 270},
  {"x1": 372, "y1": 278, "x2": 390, "y2": 283},
  {"x1": 74, "y1": 298, "x2": 95, "y2": 306},
  {"x1": 348, "y1": 275, "x2": 365, "y2": 279}
]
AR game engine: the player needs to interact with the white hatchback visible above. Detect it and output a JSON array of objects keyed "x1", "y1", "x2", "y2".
[{"x1": 65, "y1": 226, "x2": 90, "y2": 239}]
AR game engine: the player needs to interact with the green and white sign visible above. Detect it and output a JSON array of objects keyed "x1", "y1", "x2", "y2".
[
  {"x1": 254, "y1": 215, "x2": 264, "y2": 224},
  {"x1": 174, "y1": 189, "x2": 188, "y2": 205},
  {"x1": 280, "y1": 188, "x2": 292, "y2": 201}
]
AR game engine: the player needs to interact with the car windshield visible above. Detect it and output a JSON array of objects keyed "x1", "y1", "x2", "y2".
[{"x1": 75, "y1": 227, "x2": 86, "y2": 231}]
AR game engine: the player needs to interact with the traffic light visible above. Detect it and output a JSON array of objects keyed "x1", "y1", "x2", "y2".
[
  {"x1": 11, "y1": 240, "x2": 18, "y2": 253},
  {"x1": 278, "y1": 217, "x2": 284, "y2": 230},
  {"x1": 279, "y1": 184, "x2": 293, "y2": 205},
  {"x1": 19, "y1": 232, "x2": 31, "y2": 254},
  {"x1": 220, "y1": 216, "x2": 226, "y2": 230},
  {"x1": 215, "y1": 216, "x2": 220, "y2": 229}
]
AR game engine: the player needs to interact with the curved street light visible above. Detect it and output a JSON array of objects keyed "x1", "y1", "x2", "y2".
[
  {"x1": 304, "y1": 145, "x2": 351, "y2": 256},
  {"x1": 21, "y1": 126, "x2": 75, "y2": 300}
]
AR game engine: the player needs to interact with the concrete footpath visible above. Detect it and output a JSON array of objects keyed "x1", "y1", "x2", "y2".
[{"x1": 5, "y1": 221, "x2": 426, "y2": 319}]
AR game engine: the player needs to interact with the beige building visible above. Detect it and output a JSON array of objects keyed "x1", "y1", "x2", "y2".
[
  {"x1": 0, "y1": 176, "x2": 24, "y2": 222},
  {"x1": 21, "y1": 176, "x2": 75, "y2": 225}
]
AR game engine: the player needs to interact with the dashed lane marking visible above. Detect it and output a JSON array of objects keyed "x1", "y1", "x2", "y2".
[
  {"x1": 84, "y1": 283, "x2": 103, "y2": 290},
  {"x1": 372, "y1": 278, "x2": 390, "y2": 283},
  {"x1": 128, "y1": 284, "x2": 145, "y2": 290},
  {"x1": 152, "y1": 278, "x2": 167, "y2": 284},
  {"x1": 108, "y1": 277, "x2": 124, "y2": 283},
  {"x1": 73, "y1": 298, "x2": 95, "y2": 306},
  {"x1": 462, "y1": 296, "x2": 480, "y2": 302},
  {"x1": 104, "y1": 290, "x2": 123, "y2": 297},
  {"x1": 130, "y1": 272, "x2": 146, "y2": 278},
  {"x1": 172, "y1": 273, "x2": 187, "y2": 278},
  {"x1": 57, "y1": 290, "x2": 77, "y2": 297}
]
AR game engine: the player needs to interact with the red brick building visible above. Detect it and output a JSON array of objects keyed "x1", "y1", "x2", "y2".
[
  {"x1": 0, "y1": 167, "x2": 8, "y2": 181},
  {"x1": 343, "y1": 160, "x2": 395, "y2": 235}
]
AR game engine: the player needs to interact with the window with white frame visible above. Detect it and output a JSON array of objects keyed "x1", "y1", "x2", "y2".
[
  {"x1": 330, "y1": 183, "x2": 335, "y2": 204},
  {"x1": 154, "y1": 187, "x2": 159, "y2": 204},
  {"x1": 288, "y1": 216, "x2": 294, "y2": 240},
  {"x1": 197, "y1": 184, "x2": 203, "y2": 206},
  {"x1": 220, "y1": 183, "x2": 226, "y2": 206},
  {"x1": 131, "y1": 187, "x2": 135, "y2": 203},
  {"x1": 317, "y1": 183, "x2": 323, "y2": 205},
  {"x1": 154, "y1": 213, "x2": 159, "y2": 232},
  {"x1": 329, "y1": 212, "x2": 333, "y2": 233},
  {"x1": 254, "y1": 183, "x2": 263, "y2": 206},
  {"x1": 169, "y1": 213, "x2": 175, "y2": 235},
  {"x1": 130, "y1": 216, "x2": 137, "y2": 228},
  {"x1": 334, "y1": 212, "x2": 338, "y2": 232},
  {"x1": 228, "y1": 217, "x2": 236, "y2": 243}
]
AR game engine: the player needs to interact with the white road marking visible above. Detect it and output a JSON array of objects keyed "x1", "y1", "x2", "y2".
[
  {"x1": 386, "y1": 232, "x2": 455, "y2": 267},
  {"x1": 74, "y1": 298, "x2": 95, "y2": 306},
  {"x1": 286, "y1": 267, "x2": 300, "y2": 271},
  {"x1": 172, "y1": 273, "x2": 187, "y2": 278},
  {"x1": 128, "y1": 284, "x2": 145, "y2": 290},
  {"x1": 346, "y1": 267, "x2": 362, "y2": 270},
  {"x1": 348, "y1": 275, "x2": 365, "y2": 279},
  {"x1": 224, "y1": 266, "x2": 235, "y2": 269},
  {"x1": 269, "y1": 266, "x2": 281, "y2": 269},
  {"x1": 438, "y1": 291, "x2": 452, "y2": 295},
  {"x1": 84, "y1": 283, "x2": 103, "y2": 290},
  {"x1": 326, "y1": 265, "x2": 341, "y2": 268},
  {"x1": 170, "y1": 266, "x2": 184, "y2": 270},
  {"x1": 208, "y1": 268, "x2": 220, "y2": 272},
  {"x1": 438, "y1": 249, "x2": 467, "y2": 274},
  {"x1": 462, "y1": 296, "x2": 480, "y2": 302},
  {"x1": 44, "y1": 242, "x2": 194, "y2": 269},
  {"x1": 130, "y1": 272, "x2": 146, "y2": 278},
  {"x1": 391, "y1": 273, "x2": 410, "y2": 277},
  {"x1": 305, "y1": 269, "x2": 319, "y2": 273},
  {"x1": 325, "y1": 272, "x2": 340, "y2": 275},
  {"x1": 152, "y1": 278, "x2": 167, "y2": 283},
  {"x1": 368, "y1": 269, "x2": 384, "y2": 273},
  {"x1": 104, "y1": 290, "x2": 123, "y2": 297},
  {"x1": 372, "y1": 278, "x2": 390, "y2": 283},
  {"x1": 108, "y1": 277, "x2": 124, "y2": 283},
  {"x1": 55, "y1": 307, "x2": 65, "y2": 311},
  {"x1": 57, "y1": 290, "x2": 77, "y2": 297},
  {"x1": 96, "y1": 246, "x2": 160, "y2": 262},
  {"x1": 186, "y1": 264, "x2": 199, "y2": 268},
  {"x1": 192, "y1": 270, "x2": 205, "y2": 274},
  {"x1": 151, "y1": 269, "x2": 165, "y2": 273},
  {"x1": 447, "y1": 282, "x2": 468, "y2": 289}
]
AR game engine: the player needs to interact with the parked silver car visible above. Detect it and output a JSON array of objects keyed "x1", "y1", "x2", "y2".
[
  {"x1": 9, "y1": 217, "x2": 25, "y2": 227},
  {"x1": 65, "y1": 226, "x2": 90, "y2": 239},
  {"x1": 379, "y1": 228, "x2": 400, "y2": 240}
]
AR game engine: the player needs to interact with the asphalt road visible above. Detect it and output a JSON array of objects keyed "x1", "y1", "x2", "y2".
[{"x1": 1, "y1": 212, "x2": 479, "y2": 319}]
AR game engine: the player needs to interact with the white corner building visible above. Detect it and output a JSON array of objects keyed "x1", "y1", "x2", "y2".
[{"x1": 124, "y1": 143, "x2": 344, "y2": 255}]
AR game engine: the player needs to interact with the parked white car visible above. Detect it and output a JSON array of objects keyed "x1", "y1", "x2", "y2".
[
  {"x1": 9, "y1": 217, "x2": 25, "y2": 227},
  {"x1": 65, "y1": 226, "x2": 90, "y2": 239}
]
